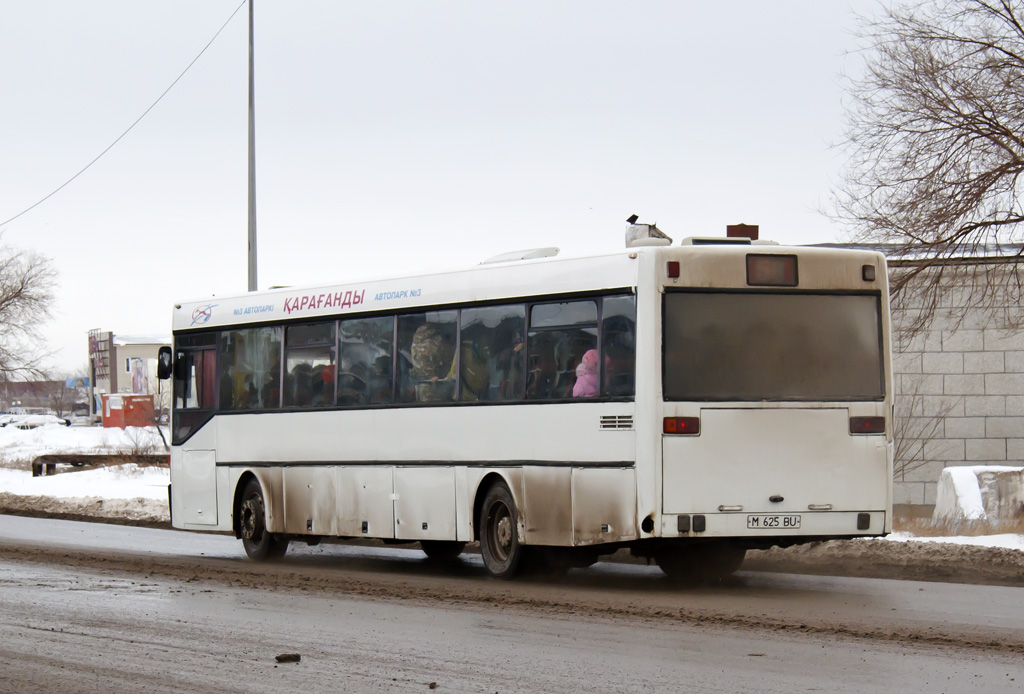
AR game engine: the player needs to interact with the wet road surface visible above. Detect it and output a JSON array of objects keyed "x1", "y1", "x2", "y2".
[{"x1": 1, "y1": 515, "x2": 1022, "y2": 693}]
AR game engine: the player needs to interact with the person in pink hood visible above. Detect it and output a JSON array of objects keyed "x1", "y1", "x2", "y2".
[{"x1": 573, "y1": 349, "x2": 599, "y2": 398}]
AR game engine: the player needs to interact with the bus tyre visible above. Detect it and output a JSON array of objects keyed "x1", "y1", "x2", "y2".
[
  {"x1": 239, "y1": 479, "x2": 288, "y2": 561},
  {"x1": 479, "y1": 483, "x2": 523, "y2": 579},
  {"x1": 420, "y1": 540, "x2": 466, "y2": 562},
  {"x1": 656, "y1": 543, "x2": 745, "y2": 584}
]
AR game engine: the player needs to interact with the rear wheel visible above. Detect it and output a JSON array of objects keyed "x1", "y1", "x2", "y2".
[
  {"x1": 478, "y1": 483, "x2": 523, "y2": 579},
  {"x1": 656, "y1": 542, "x2": 745, "y2": 584},
  {"x1": 420, "y1": 540, "x2": 466, "y2": 562},
  {"x1": 239, "y1": 479, "x2": 288, "y2": 561}
]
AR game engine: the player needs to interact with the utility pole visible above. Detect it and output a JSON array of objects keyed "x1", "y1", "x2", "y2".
[
  {"x1": 89, "y1": 360, "x2": 95, "y2": 422},
  {"x1": 247, "y1": 0, "x2": 258, "y2": 292}
]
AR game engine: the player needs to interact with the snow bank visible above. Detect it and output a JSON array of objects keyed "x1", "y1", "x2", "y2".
[
  {"x1": 0, "y1": 425, "x2": 170, "y2": 522},
  {"x1": 0, "y1": 464, "x2": 169, "y2": 501},
  {"x1": 0, "y1": 492, "x2": 169, "y2": 525},
  {"x1": 933, "y1": 465, "x2": 1024, "y2": 523},
  {"x1": 885, "y1": 531, "x2": 1024, "y2": 552},
  {"x1": 0, "y1": 460, "x2": 170, "y2": 525}
]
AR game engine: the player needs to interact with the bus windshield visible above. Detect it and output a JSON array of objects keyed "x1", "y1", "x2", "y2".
[{"x1": 663, "y1": 291, "x2": 884, "y2": 401}]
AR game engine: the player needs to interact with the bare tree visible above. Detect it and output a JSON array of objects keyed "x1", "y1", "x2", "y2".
[
  {"x1": 46, "y1": 366, "x2": 92, "y2": 417},
  {"x1": 0, "y1": 239, "x2": 56, "y2": 377},
  {"x1": 46, "y1": 385, "x2": 73, "y2": 418},
  {"x1": 834, "y1": 0, "x2": 1024, "y2": 330},
  {"x1": 892, "y1": 375, "x2": 961, "y2": 481}
]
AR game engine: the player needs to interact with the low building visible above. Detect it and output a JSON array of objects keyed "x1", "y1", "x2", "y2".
[
  {"x1": 89, "y1": 331, "x2": 170, "y2": 396},
  {"x1": 88, "y1": 330, "x2": 171, "y2": 422},
  {"x1": 0, "y1": 380, "x2": 77, "y2": 416}
]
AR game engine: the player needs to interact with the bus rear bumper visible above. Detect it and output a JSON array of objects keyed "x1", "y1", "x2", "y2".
[{"x1": 660, "y1": 510, "x2": 888, "y2": 541}]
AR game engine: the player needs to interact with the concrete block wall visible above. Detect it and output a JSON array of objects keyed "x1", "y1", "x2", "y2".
[{"x1": 891, "y1": 263, "x2": 1024, "y2": 506}]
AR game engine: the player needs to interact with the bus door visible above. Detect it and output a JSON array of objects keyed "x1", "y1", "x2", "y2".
[{"x1": 171, "y1": 340, "x2": 219, "y2": 525}]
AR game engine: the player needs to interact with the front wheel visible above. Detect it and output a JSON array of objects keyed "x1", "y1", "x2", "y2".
[
  {"x1": 239, "y1": 479, "x2": 288, "y2": 561},
  {"x1": 478, "y1": 483, "x2": 524, "y2": 579}
]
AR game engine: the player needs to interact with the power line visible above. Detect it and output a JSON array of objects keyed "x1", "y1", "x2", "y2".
[{"x1": 0, "y1": 1, "x2": 248, "y2": 230}]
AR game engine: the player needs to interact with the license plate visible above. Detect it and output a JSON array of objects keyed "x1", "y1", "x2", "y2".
[{"x1": 747, "y1": 514, "x2": 801, "y2": 529}]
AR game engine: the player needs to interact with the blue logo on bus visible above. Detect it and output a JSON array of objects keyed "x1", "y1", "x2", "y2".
[{"x1": 191, "y1": 304, "x2": 217, "y2": 326}]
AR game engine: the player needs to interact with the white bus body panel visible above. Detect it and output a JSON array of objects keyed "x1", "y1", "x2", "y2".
[
  {"x1": 663, "y1": 407, "x2": 889, "y2": 516},
  {"x1": 283, "y1": 466, "x2": 341, "y2": 536},
  {"x1": 338, "y1": 467, "x2": 395, "y2": 538},
  {"x1": 172, "y1": 253, "x2": 639, "y2": 332},
  {"x1": 571, "y1": 467, "x2": 637, "y2": 544},
  {"x1": 178, "y1": 449, "x2": 217, "y2": 525},
  {"x1": 394, "y1": 467, "x2": 457, "y2": 540},
  {"x1": 210, "y1": 403, "x2": 635, "y2": 467},
  {"x1": 170, "y1": 424, "x2": 222, "y2": 529},
  {"x1": 521, "y1": 467, "x2": 573, "y2": 545},
  {"x1": 171, "y1": 404, "x2": 638, "y2": 542}
]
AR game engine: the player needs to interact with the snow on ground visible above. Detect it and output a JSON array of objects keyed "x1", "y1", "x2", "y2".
[
  {"x1": 884, "y1": 531, "x2": 1024, "y2": 552},
  {"x1": 0, "y1": 464, "x2": 169, "y2": 502},
  {"x1": 933, "y1": 465, "x2": 1024, "y2": 523},
  {"x1": 0, "y1": 423, "x2": 167, "y2": 463},
  {"x1": 0, "y1": 423, "x2": 170, "y2": 523}
]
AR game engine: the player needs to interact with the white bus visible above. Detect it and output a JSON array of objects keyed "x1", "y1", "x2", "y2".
[{"x1": 160, "y1": 229, "x2": 893, "y2": 581}]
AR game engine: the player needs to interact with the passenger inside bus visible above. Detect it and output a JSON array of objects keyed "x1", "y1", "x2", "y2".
[
  {"x1": 288, "y1": 363, "x2": 313, "y2": 406},
  {"x1": 457, "y1": 339, "x2": 488, "y2": 401},
  {"x1": 572, "y1": 349, "x2": 599, "y2": 398},
  {"x1": 368, "y1": 356, "x2": 392, "y2": 403},
  {"x1": 337, "y1": 363, "x2": 368, "y2": 405},
  {"x1": 409, "y1": 321, "x2": 456, "y2": 402},
  {"x1": 601, "y1": 309, "x2": 636, "y2": 396}
]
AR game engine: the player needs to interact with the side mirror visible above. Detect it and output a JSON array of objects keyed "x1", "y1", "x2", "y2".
[{"x1": 157, "y1": 346, "x2": 173, "y2": 380}]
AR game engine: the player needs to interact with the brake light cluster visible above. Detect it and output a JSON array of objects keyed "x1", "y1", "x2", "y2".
[
  {"x1": 850, "y1": 416, "x2": 885, "y2": 434},
  {"x1": 663, "y1": 416, "x2": 883, "y2": 435},
  {"x1": 663, "y1": 417, "x2": 700, "y2": 435}
]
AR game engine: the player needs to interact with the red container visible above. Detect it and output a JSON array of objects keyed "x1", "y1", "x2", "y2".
[{"x1": 101, "y1": 394, "x2": 155, "y2": 428}]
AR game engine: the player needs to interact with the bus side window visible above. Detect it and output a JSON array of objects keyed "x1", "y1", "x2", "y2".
[
  {"x1": 338, "y1": 316, "x2": 395, "y2": 406},
  {"x1": 172, "y1": 346, "x2": 216, "y2": 443},
  {"x1": 218, "y1": 327, "x2": 282, "y2": 410},
  {"x1": 602, "y1": 294, "x2": 637, "y2": 396},
  {"x1": 283, "y1": 322, "x2": 336, "y2": 408},
  {"x1": 174, "y1": 351, "x2": 193, "y2": 410},
  {"x1": 527, "y1": 301, "x2": 598, "y2": 400},
  {"x1": 398, "y1": 311, "x2": 457, "y2": 403},
  {"x1": 459, "y1": 304, "x2": 526, "y2": 401},
  {"x1": 173, "y1": 349, "x2": 216, "y2": 410}
]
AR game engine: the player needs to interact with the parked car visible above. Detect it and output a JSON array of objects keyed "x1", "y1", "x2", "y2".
[{"x1": 0, "y1": 413, "x2": 71, "y2": 429}]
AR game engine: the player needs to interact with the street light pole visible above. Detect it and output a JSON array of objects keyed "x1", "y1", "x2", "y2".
[{"x1": 247, "y1": 0, "x2": 258, "y2": 292}]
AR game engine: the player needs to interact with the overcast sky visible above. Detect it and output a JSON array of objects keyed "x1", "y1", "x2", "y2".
[{"x1": 0, "y1": 0, "x2": 880, "y2": 374}]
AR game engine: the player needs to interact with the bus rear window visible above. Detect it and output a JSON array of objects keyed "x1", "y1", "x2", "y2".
[{"x1": 663, "y1": 291, "x2": 884, "y2": 401}]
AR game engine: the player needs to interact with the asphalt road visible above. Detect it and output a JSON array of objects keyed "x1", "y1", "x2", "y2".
[{"x1": 1, "y1": 515, "x2": 1022, "y2": 693}]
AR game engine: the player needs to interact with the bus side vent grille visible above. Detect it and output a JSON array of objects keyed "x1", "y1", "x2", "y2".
[{"x1": 599, "y1": 415, "x2": 633, "y2": 430}]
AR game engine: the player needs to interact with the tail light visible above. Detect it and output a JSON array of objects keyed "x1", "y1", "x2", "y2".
[
  {"x1": 663, "y1": 416, "x2": 700, "y2": 435},
  {"x1": 850, "y1": 416, "x2": 885, "y2": 434}
]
